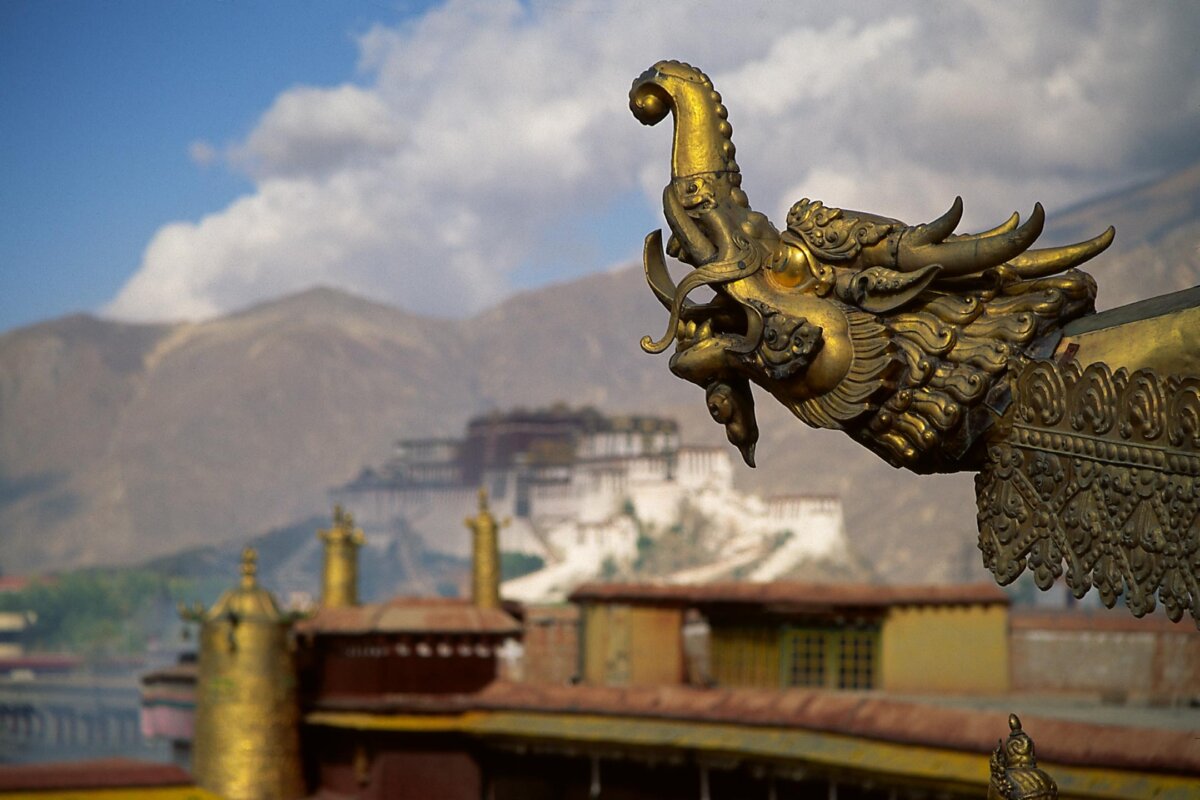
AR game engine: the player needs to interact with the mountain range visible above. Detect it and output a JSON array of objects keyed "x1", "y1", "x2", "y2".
[{"x1": 2, "y1": 163, "x2": 1197, "y2": 582}]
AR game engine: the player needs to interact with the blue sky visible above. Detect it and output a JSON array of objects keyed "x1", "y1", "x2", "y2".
[
  {"x1": 3, "y1": 2, "x2": 1199, "y2": 333},
  {"x1": 0, "y1": 0, "x2": 432, "y2": 331}
]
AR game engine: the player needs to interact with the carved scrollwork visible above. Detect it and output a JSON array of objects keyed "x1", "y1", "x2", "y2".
[
  {"x1": 783, "y1": 198, "x2": 894, "y2": 263},
  {"x1": 978, "y1": 358, "x2": 1200, "y2": 626},
  {"x1": 1069, "y1": 362, "x2": 1116, "y2": 435},
  {"x1": 1166, "y1": 377, "x2": 1200, "y2": 448},
  {"x1": 1017, "y1": 360, "x2": 1066, "y2": 427}
]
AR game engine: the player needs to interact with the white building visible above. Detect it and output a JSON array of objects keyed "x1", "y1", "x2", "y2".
[{"x1": 337, "y1": 408, "x2": 857, "y2": 602}]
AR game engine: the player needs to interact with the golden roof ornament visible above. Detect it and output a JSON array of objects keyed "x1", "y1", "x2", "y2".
[
  {"x1": 630, "y1": 60, "x2": 1200, "y2": 625},
  {"x1": 631, "y1": 60, "x2": 1109, "y2": 472},
  {"x1": 318, "y1": 504, "x2": 365, "y2": 608},
  {"x1": 988, "y1": 714, "x2": 1057, "y2": 799},
  {"x1": 200, "y1": 545, "x2": 283, "y2": 624},
  {"x1": 465, "y1": 487, "x2": 508, "y2": 610},
  {"x1": 186, "y1": 545, "x2": 304, "y2": 799},
  {"x1": 239, "y1": 545, "x2": 257, "y2": 588}
]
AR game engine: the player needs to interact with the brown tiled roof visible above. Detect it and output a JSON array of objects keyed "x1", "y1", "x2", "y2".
[
  {"x1": 1011, "y1": 608, "x2": 1199, "y2": 634},
  {"x1": 311, "y1": 682, "x2": 1199, "y2": 775},
  {"x1": 0, "y1": 759, "x2": 192, "y2": 790},
  {"x1": 296, "y1": 597, "x2": 520, "y2": 636},
  {"x1": 569, "y1": 581, "x2": 1008, "y2": 610}
]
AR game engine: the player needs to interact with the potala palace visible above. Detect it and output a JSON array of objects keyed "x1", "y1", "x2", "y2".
[{"x1": 336, "y1": 407, "x2": 860, "y2": 601}]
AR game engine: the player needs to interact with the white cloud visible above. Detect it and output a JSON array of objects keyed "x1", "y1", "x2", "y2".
[
  {"x1": 105, "y1": 0, "x2": 1200, "y2": 322},
  {"x1": 187, "y1": 139, "x2": 217, "y2": 167},
  {"x1": 229, "y1": 84, "x2": 404, "y2": 179}
]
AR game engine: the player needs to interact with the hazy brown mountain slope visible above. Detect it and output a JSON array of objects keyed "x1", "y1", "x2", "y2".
[
  {"x1": 0, "y1": 316, "x2": 182, "y2": 566},
  {"x1": 0, "y1": 289, "x2": 476, "y2": 569},
  {"x1": 470, "y1": 266, "x2": 702, "y2": 412},
  {"x1": 1, "y1": 165, "x2": 1196, "y2": 576},
  {"x1": 1044, "y1": 159, "x2": 1200, "y2": 309}
]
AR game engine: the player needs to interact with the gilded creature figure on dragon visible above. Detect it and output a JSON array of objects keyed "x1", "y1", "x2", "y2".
[
  {"x1": 631, "y1": 60, "x2": 1112, "y2": 473},
  {"x1": 631, "y1": 61, "x2": 1200, "y2": 626}
]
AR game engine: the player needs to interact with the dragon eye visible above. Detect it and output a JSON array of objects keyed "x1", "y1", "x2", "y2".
[{"x1": 687, "y1": 182, "x2": 698, "y2": 193}]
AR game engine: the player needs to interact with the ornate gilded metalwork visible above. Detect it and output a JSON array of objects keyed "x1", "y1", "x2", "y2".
[
  {"x1": 978, "y1": 359, "x2": 1200, "y2": 624},
  {"x1": 466, "y1": 488, "x2": 508, "y2": 610},
  {"x1": 182, "y1": 547, "x2": 305, "y2": 800},
  {"x1": 630, "y1": 61, "x2": 1200, "y2": 620},
  {"x1": 319, "y1": 504, "x2": 365, "y2": 608},
  {"x1": 630, "y1": 60, "x2": 1110, "y2": 473},
  {"x1": 987, "y1": 714, "x2": 1057, "y2": 799}
]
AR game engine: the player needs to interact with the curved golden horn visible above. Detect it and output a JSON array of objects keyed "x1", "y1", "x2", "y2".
[
  {"x1": 950, "y1": 211, "x2": 1020, "y2": 240},
  {"x1": 1005, "y1": 226, "x2": 1115, "y2": 278},
  {"x1": 899, "y1": 203, "x2": 1046, "y2": 277},
  {"x1": 905, "y1": 196, "x2": 963, "y2": 246}
]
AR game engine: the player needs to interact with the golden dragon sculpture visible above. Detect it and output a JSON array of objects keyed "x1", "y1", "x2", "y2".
[
  {"x1": 631, "y1": 61, "x2": 1200, "y2": 625},
  {"x1": 631, "y1": 60, "x2": 1110, "y2": 472}
]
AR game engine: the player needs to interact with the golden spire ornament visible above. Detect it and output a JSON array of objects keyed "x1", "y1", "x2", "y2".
[
  {"x1": 318, "y1": 504, "x2": 365, "y2": 608},
  {"x1": 988, "y1": 714, "x2": 1057, "y2": 799},
  {"x1": 465, "y1": 488, "x2": 508, "y2": 610}
]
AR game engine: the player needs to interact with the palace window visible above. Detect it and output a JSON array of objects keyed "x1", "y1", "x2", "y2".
[
  {"x1": 837, "y1": 629, "x2": 878, "y2": 689},
  {"x1": 784, "y1": 630, "x2": 827, "y2": 688},
  {"x1": 780, "y1": 626, "x2": 880, "y2": 690}
]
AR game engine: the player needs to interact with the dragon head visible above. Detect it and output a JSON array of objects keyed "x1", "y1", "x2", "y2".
[
  {"x1": 631, "y1": 61, "x2": 838, "y2": 465},
  {"x1": 631, "y1": 61, "x2": 1110, "y2": 473}
]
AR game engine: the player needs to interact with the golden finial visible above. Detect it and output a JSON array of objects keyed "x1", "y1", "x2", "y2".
[
  {"x1": 332, "y1": 503, "x2": 355, "y2": 529},
  {"x1": 240, "y1": 546, "x2": 258, "y2": 589},
  {"x1": 318, "y1": 506, "x2": 364, "y2": 608},
  {"x1": 987, "y1": 713, "x2": 1057, "y2": 799},
  {"x1": 465, "y1": 487, "x2": 508, "y2": 610}
]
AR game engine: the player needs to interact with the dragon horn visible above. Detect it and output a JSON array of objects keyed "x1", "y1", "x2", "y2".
[
  {"x1": 898, "y1": 203, "x2": 1045, "y2": 277},
  {"x1": 1005, "y1": 226, "x2": 1115, "y2": 277},
  {"x1": 950, "y1": 211, "x2": 1020, "y2": 240},
  {"x1": 904, "y1": 197, "x2": 964, "y2": 246}
]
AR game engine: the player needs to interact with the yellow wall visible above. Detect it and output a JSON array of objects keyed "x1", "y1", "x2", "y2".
[
  {"x1": 581, "y1": 604, "x2": 613, "y2": 685},
  {"x1": 880, "y1": 604, "x2": 1009, "y2": 693},
  {"x1": 581, "y1": 604, "x2": 682, "y2": 686},
  {"x1": 628, "y1": 606, "x2": 684, "y2": 686},
  {"x1": 711, "y1": 624, "x2": 781, "y2": 688}
]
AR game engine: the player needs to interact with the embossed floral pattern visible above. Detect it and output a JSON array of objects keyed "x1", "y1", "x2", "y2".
[{"x1": 978, "y1": 360, "x2": 1200, "y2": 626}]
